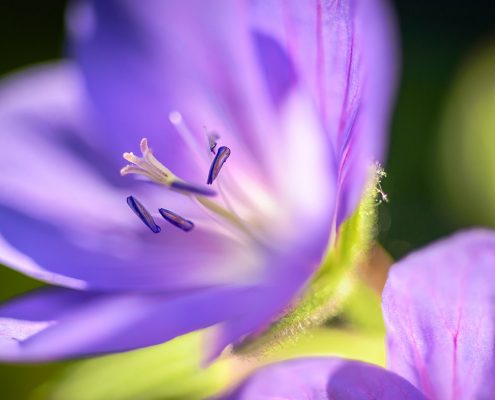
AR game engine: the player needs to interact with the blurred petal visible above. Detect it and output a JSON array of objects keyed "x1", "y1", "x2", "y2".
[
  {"x1": 383, "y1": 229, "x2": 495, "y2": 400},
  {"x1": 225, "y1": 357, "x2": 425, "y2": 399},
  {"x1": 0, "y1": 286, "x2": 253, "y2": 362},
  {"x1": 0, "y1": 62, "x2": 124, "y2": 231},
  {"x1": 247, "y1": 0, "x2": 399, "y2": 224},
  {"x1": 0, "y1": 204, "x2": 266, "y2": 291},
  {"x1": 0, "y1": 252, "x2": 315, "y2": 364}
]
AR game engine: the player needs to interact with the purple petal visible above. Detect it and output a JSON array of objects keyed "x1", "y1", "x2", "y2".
[
  {"x1": 0, "y1": 63, "x2": 125, "y2": 226},
  {"x1": 225, "y1": 357, "x2": 426, "y2": 399},
  {"x1": 0, "y1": 201, "x2": 268, "y2": 291},
  {"x1": 252, "y1": 30, "x2": 298, "y2": 107},
  {"x1": 0, "y1": 286, "x2": 256, "y2": 362},
  {"x1": 247, "y1": 0, "x2": 399, "y2": 225},
  {"x1": 382, "y1": 229, "x2": 495, "y2": 400},
  {"x1": 0, "y1": 239, "x2": 321, "y2": 362}
]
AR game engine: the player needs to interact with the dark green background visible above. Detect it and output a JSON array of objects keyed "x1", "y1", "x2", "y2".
[{"x1": 0, "y1": 1, "x2": 494, "y2": 398}]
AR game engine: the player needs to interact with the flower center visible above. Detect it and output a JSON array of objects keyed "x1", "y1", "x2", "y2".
[{"x1": 120, "y1": 113, "x2": 263, "y2": 241}]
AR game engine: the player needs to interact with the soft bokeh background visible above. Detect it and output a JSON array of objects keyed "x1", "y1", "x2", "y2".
[{"x1": 1, "y1": 0, "x2": 494, "y2": 398}]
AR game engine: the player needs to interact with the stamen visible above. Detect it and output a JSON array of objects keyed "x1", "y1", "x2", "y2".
[
  {"x1": 207, "y1": 146, "x2": 231, "y2": 184},
  {"x1": 122, "y1": 139, "x2": 250, "y2": 238},
  {"x1": 159, "y1": 208, "x2": 194, "y2": 232},
  {"x1": 126, "y1": 196, "x2": 161, "y2": 233},
  {"x1": 121, "y1": 138, "x2": 216, "y2": 197},
  {"x1": 170, "y1": 180, "x2": 217, "y2": 196},
  {"x1": 208, "y1": 132, "x2": 220, "y2": 154},
  {"x1": 121, "y1": 138, "x2": 173, "y2": 185}
]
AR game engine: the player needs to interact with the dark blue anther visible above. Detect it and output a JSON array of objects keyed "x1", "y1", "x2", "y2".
[
  {"x1": 126, "y1": 196, "x2": 161, "y2": 233},
  {"x1": 170, "y1": 180, "x2": 217, "y2": 196},
  {"x1": 208, "y1": 133, "x2": 220, "y2": 154},
  {"x1": 207, "y1": 146, "x2": 231, "y2": 185},
  {"x1": 159, "y1": 208, "x2": 194, "y2": 232}
]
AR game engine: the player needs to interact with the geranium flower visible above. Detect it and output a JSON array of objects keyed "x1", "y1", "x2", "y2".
[
  {"x1": 225, "y1": 230, "x2": 495, "y2": 400},
  {"x1": 0, "y1": 0, "x2": 397, "y2": 361}
]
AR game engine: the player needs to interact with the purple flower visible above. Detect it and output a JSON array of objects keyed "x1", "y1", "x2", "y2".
[
  {"x1": 0, "y1": 0, "x2": 397, "y2": 361},
  {"x1": 225, "y1": 230, "x2": 495, "y2": 400}
]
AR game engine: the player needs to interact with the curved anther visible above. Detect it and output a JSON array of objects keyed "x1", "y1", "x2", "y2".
[
  {"x1": 207, "y1": 146, "x2": 231, "y2": 184},
  {"x1": 126, "y1": 196, "x2": 161, "y2": 233},
  {"x1": 159, "y1": 208, "x2": 194, "y2": 232}
]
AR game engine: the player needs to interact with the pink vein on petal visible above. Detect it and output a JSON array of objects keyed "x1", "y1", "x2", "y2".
[{"x1": 315, "y1": 0, "x2": 326, "y2": 122}]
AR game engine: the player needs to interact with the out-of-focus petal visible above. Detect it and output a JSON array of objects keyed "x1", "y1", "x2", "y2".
[
  {"x1": 0, "y1": 63, "x2": 262, "y2": 291},
  {"x1": 225, "y1": 357, "x2": 426, "y2": 399},
  {"x1": 383, "y1": 229, "x2": 495, "y2": 400},
  {"x1": 0, "y1": 62, "x2": 125, "y2": 232},
  {"x1": 0, "y1": 204, "x2": 266, "y2": 291},
  {"x1": 0, "y1": 242, "x2": 319, "y2": 362},
  {"x1": 247, "y1": 0, "x2": 399, "y2": 225},
  {"x1": 0, "y1": 286, "x2": 254, "y2": 362}
]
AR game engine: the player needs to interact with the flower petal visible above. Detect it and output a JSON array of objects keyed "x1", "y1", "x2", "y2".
[
  {"x1": 247, "y1": 0, "x2": 399, "y2": 225},
  {"x1": 225, "y1": 357, "x2": 425, "y2": 399},
  {"x1": 0, "y1": 204, "x2": 266, "y2": 291},
  {"x1": 0, "y1": 254, "x2": 315, "y2": 363},
  {"x1": 0, "y1": 286, "x2": 254, "y2": 362},
  {"x1": 0, "y1": 62, "x2": 125, "y2": 230},
  {"x1": 382, "y1": 229, "x2": 495, "y2": 400}
]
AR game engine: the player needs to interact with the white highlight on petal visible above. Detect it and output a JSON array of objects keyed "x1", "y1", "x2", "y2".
[
  {"x1": 279, "y1": 91, "x2": 335, "y2": 220},
  {"x1": 0, "y1": 318, "x2": 56, "y2": 342}
]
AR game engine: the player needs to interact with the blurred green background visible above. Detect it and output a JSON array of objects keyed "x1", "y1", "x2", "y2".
[{"x1": 0, "y1": 0, "x2": 494, "y2": 398}]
